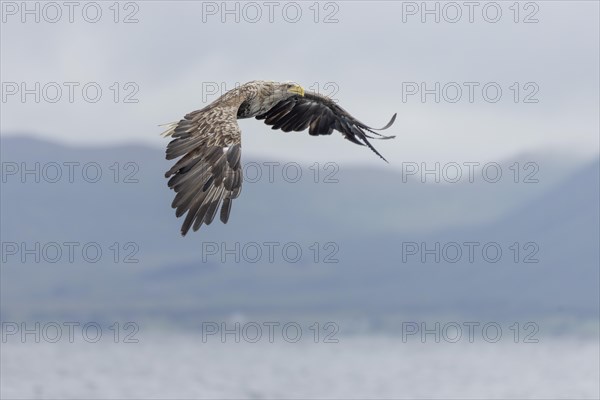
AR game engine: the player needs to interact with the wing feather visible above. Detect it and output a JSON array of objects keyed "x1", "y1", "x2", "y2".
[
  {"x1": 256, "y1": 92, "x2": 396, "y2": 162},
  {"x1": 164, "y1": 104, "x2": 243, "y2": 235}
]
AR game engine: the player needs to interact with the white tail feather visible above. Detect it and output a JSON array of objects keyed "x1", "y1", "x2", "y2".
[{"x1": 159, "y1": 122, "x2": 178, "y2": 137}]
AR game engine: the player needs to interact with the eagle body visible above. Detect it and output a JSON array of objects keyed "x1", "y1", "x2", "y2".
[{"x1": 163, "y1": 80, "x2": 396, "y2": 235}]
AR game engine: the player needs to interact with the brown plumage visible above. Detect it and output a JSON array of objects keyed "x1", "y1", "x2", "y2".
[{"x1": 163, "y1": 80, "x2": 396, "y2": 235}]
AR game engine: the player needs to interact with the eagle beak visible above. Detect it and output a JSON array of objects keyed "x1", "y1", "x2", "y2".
[{"x1": 288, "y1": 85, "x2": 305, "y2": 97}]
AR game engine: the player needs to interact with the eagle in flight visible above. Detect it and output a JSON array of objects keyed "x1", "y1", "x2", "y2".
[{"x1": 163, "y1": 80, "x2": 396, "y2": 235}]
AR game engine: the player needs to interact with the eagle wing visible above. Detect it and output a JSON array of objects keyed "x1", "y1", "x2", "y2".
[
  {"x1": 163, "y1": 103, "x2": 243, "y2": 236},
  {"x1": 255, "y1": 92, "x2": 396, "y2": 162}
]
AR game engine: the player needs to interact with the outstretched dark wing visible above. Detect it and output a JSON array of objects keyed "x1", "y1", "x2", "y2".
[
  {"x1": 256, "y1": 91, "x2": 396, "y2": 162},
  {"x1": 163, "y1": 104, "x2": 243, "y2": 236}
]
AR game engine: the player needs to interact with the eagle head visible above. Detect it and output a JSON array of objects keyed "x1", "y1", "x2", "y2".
[
  {"x1": 284, "y1": 81, "x2": 305, "y2": 97},
  {"x1": 253, "y1": 81, "x2": 305, "y2": 114}
]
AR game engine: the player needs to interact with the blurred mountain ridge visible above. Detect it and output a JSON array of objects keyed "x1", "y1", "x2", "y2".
[{"x1": 1, "y1": 136, "x2": 598, "y2": 326}]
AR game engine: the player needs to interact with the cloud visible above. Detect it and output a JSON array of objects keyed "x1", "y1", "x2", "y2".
[{"x1": 1, "y1": 1, "x2": 598, "y2": 167}]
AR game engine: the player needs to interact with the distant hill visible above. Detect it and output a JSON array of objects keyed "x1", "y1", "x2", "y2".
[{"x1": 1, "y1": 136, "x2": 598, "y2": 326}]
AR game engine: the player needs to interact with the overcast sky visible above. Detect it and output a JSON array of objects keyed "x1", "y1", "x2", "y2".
[{"x1": 1, "y1": 1, "x2": 598, "y2": 166}]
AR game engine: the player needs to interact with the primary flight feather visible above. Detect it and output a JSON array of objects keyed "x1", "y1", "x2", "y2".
[{"x1": 162, "y1": 80, "x2": 396, "y2": 235}]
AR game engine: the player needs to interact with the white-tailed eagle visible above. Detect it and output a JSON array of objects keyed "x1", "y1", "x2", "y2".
[{"x1": 162, "y1": 80, "x2": 396, "y2": 235}]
